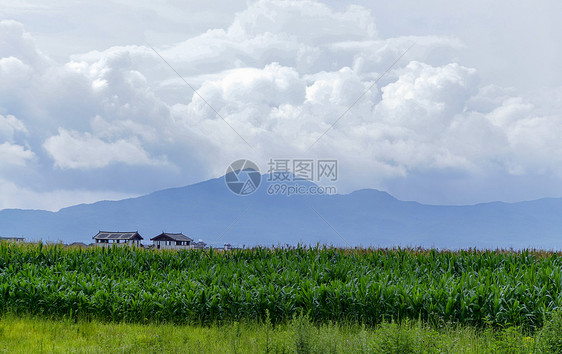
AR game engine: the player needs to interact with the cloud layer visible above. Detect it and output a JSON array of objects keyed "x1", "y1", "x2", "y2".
[{"x1": 0, "y1": 0, "x2": 561, "y2": 209}]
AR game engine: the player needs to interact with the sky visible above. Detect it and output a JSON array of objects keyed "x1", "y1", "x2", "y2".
[{"x1": 1, "y1": 0, "x2": 561, "y2": 211}]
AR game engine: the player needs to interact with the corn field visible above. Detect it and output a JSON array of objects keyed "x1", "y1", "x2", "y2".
[{"x1": 0, "y1": 243, "x2": 561, "y2": 329}]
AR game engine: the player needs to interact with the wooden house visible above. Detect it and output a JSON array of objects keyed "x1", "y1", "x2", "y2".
[
  {"x1": 0, "y1": 237, "x2": 24, "y2": 243},
  {"x1": 93, "y1": 231, "x2": 143, "y2": 247},
  {"x1": 151, "y1": 232, "x2": 193, "y2": 249},
  {"x1": 193, "y1": 241, "x2": 207, "y2": 249}
]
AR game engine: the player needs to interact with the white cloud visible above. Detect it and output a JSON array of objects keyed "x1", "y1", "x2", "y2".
[
  {"x1": 0, "y1": 20, "x2": 45, "y2": 66},
  {"x1": 229, "y1": 1, "x2": 378, "y2": 42},
  {"x1": 0, "y1": 114, "x2": 33, "y2": 168},
  {"x1": 43, "y1": 128, "x2": 164, "y2": 169},
  {"x1": 0, "y1": 142, "x2": 34, "y2": 166},
  {"x1": 0, "y1": 114, "x2": 28, "y2": 140},
  {"x1": 89, "y1": 115, "x2": 158, "y2": 142},
  {"x1": 0, "y1": 1, "x2": 561, "y2": 208}
]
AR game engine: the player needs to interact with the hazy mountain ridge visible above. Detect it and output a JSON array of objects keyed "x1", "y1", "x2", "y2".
[{"x1": 1, "y1": 175, "x2": 561, "y2": 249}]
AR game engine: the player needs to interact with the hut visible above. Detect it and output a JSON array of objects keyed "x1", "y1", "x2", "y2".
[
  {"x1": 92, "y1": 231, "x2": 143, "y2": 247},
  {"x1": 151, "y1": 232, "x2": 193, "y2": 250}
]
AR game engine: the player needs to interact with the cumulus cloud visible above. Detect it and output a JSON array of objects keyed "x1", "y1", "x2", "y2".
[
  {"x1": 0, "y1": 142, "x2": 34, "y2": 166},
  {"x1": 0, "y1": 114, "x2": 28, "y2": 140},
  {"x1": 155, "y1": 0, "x2": 379, "y2": 78},
  {"x1": 0, "y1": 20, "x2": 47, "y2": 67},
  {"x1": 0, "y1": 114, "x2": 34, "y2": 168},
  {"x1": 43, "y1": 128, "x2": 164, "y2": 169},
  {"x1": 0, "y1": 0, "x2": 561, "y2": 208}
]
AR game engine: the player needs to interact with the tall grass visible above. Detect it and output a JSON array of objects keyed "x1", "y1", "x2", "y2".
[
  {"x1": 0, "y1": 314, "x2": 537, "y2": 353},
  {"x1": 0, "y1": 243, "x2": 561, "y2": 330}
]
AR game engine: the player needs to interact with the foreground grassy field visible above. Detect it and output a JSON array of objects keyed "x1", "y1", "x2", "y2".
[
  {"x1": 4, "y1": 243, "x2": 562, "y2": 351},
  {"x1": 0, "y1": 314, "x2": 544, "y2": 353},
  {"x1": 1, "y1": 243, "x2": 562, "y2": 330}
]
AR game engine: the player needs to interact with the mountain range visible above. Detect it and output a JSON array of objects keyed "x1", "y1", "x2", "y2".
[{"x1": 1, "y1": 175, "x2": 561, "y2": 249}]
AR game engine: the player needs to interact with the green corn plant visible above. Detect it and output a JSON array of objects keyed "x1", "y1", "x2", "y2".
[{"x1": 0, "y1": 242, "x2": 561, "y2": 329}]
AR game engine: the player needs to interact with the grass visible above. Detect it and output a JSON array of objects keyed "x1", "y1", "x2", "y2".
[{"x1": 0, "y1": 314, "x2": 538, "y2": 353}]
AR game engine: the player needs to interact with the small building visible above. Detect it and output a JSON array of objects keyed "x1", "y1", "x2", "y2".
[
  {"x1": 193, "y1": 241, "x2": 207, "y2": 249},
  {"x1": 93, "y1": 231, "x2": 143, "y2": 247},
  {"x1": 151, "y1": 232, "x2": 193, "y2": 250},
  {"x1": 0, "y1": 237, "x2": 24, "y2": 243}
]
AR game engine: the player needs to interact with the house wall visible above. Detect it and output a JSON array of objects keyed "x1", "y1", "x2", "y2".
[
  {"x1": 94, "y1": 240, "x2": 142, "y2": 247},
  {"x1": 153, "y1": 240, "x2": 193, "y2": 250}
]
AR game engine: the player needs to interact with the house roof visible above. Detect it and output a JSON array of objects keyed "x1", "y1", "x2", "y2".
[
  {"x1": 93, "y1": 231, "x2": 143, "y2": 240},
  {"x1": 150, "y1": 232, "x2": 193, "y2": 242}
]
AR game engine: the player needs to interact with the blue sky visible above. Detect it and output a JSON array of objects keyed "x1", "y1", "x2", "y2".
[{"x1": 0, "y1": 0, "x2": 561, "y2": 210}]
